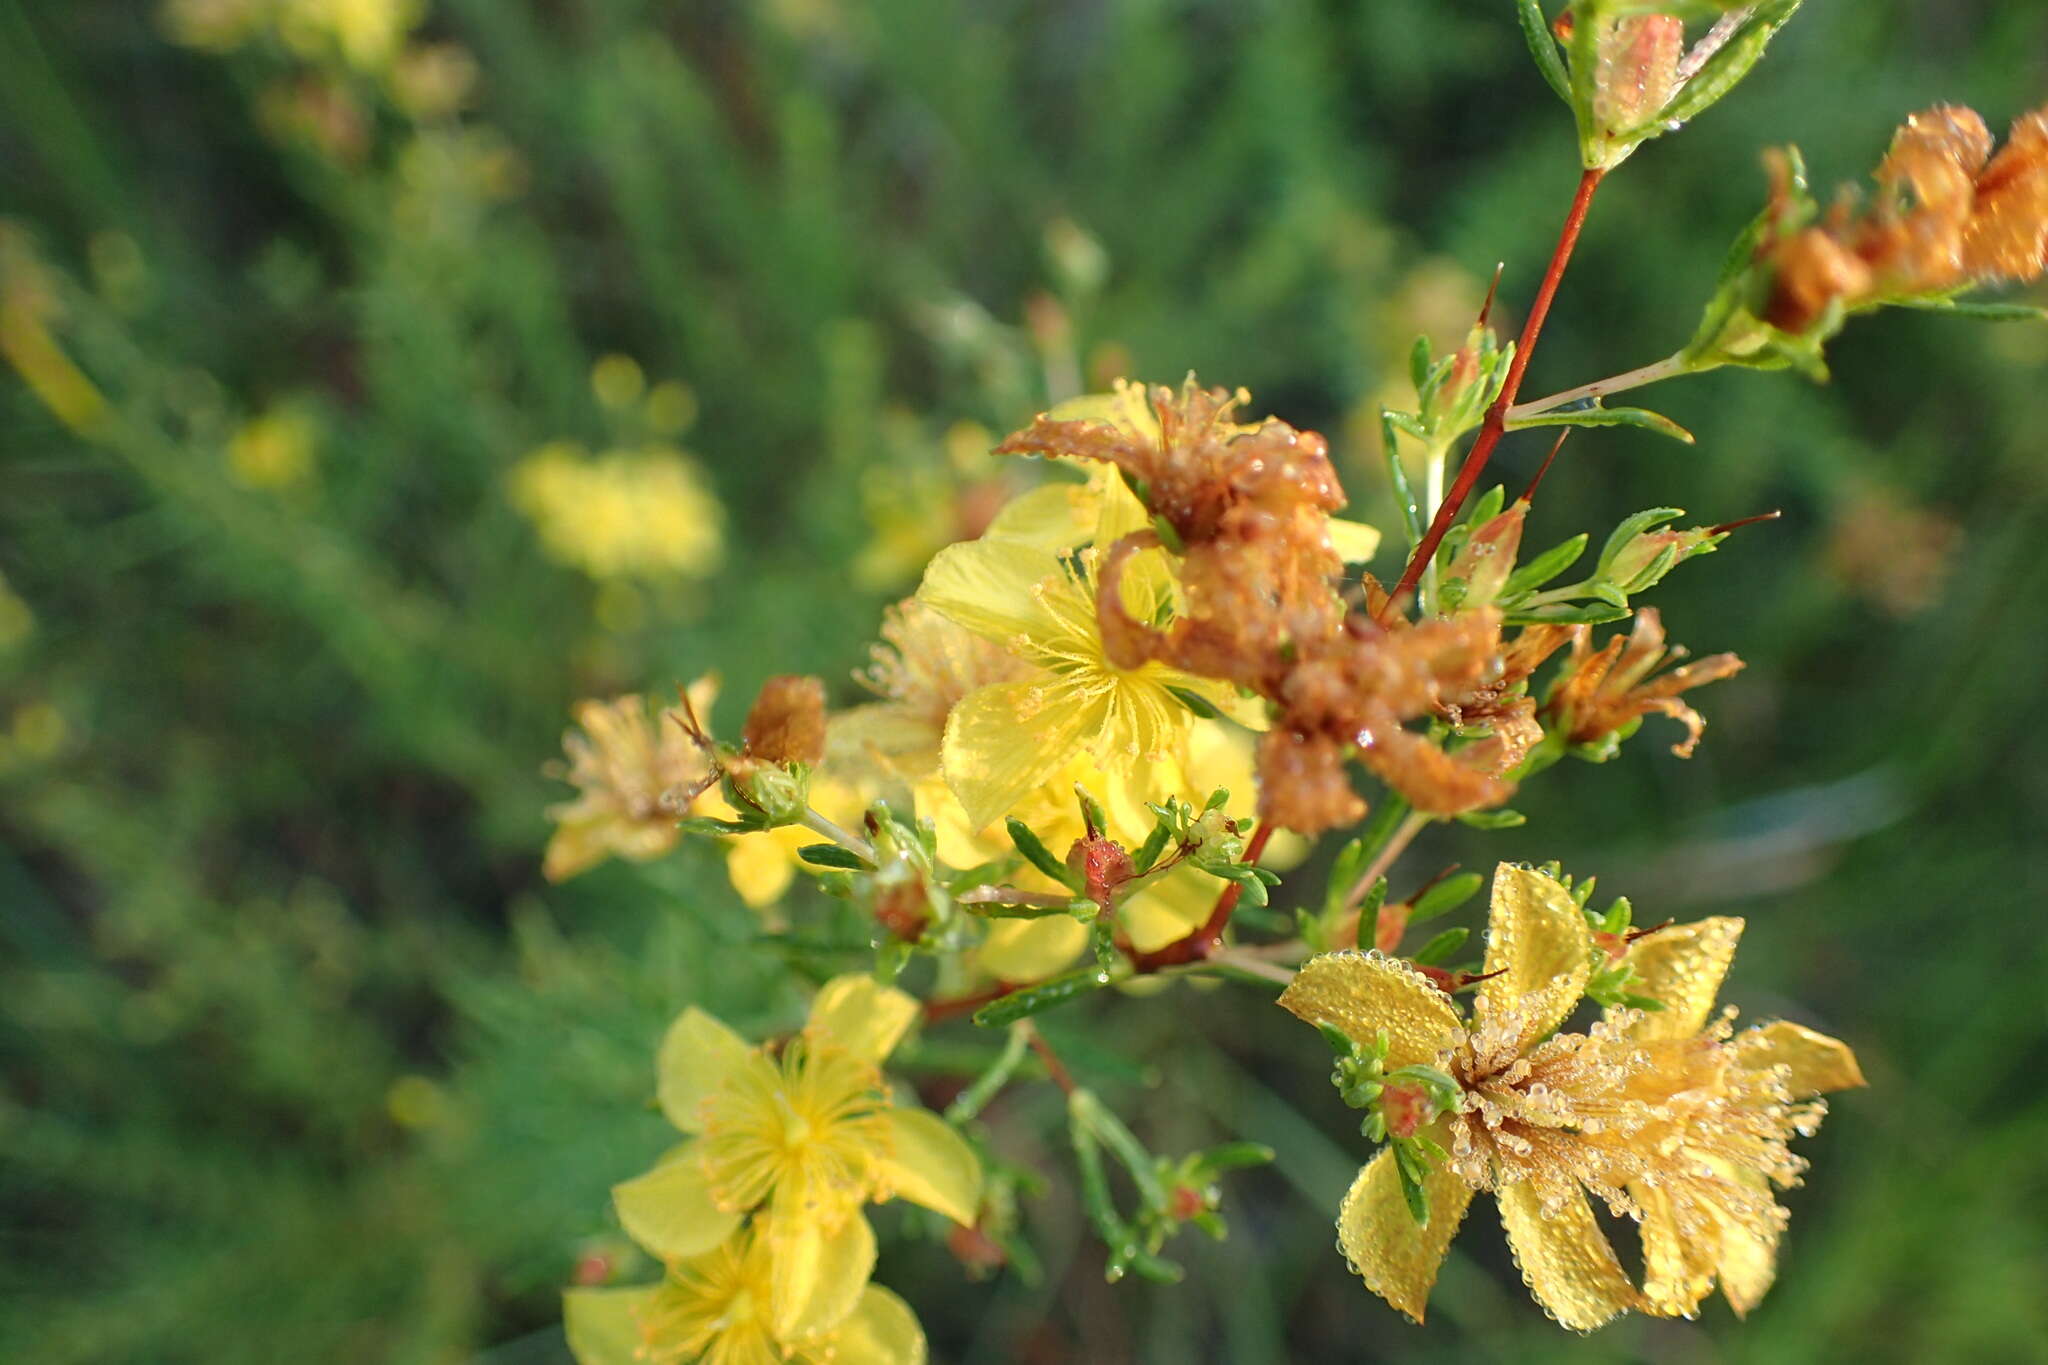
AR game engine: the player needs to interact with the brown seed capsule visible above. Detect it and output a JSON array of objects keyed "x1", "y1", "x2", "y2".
[{"x1": 742, "y1": 674, "x2": 828, "y2": 765}]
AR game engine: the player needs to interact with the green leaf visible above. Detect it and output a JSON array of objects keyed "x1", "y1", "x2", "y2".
[
  {"x1": 1645, "y1": 0, "x2": 1804, "y2": 135},
  {"x1": 1456, "y1": 808, "x2": 1526, "y2": 830},
  {"x1": 1597, "y1": 508, "x2": 1684, "y2": 577},
  {"x1": 796, "y1": 842, "x2": 869, "y2": 870},
  {"x1": 1506, "y1": 404, "x2": 1694, "y2": 445},
  {"x1": 1410, "y1": 871, "x2": 1483, "y2": 923},
  {"x1": 1502, "y1": 532, "x2": 1588, "y2": 598},
  {"x1": 1410, "y1": 926, "x2": 1470, "y2": 966},
  {"x1": 973, "y1": 967, "x2": 1113, "y2": 1027},
  {"x1": 1131, "y1": 821, "x2": 1172, "y2": 876},
  {"x1": 1893, "y1": 296, "x2": 2048, "y2": 323},
  {"x1": 1503, "y1": 601, "x2": 1632, "y2": 626},
  {"x1": 1380, "y1": 410, "x2": 1426, "y2": 550},
  {"x1": 1007, "y1": 817, "x2": 1082, "y2": 891},
  {"x1": 1408, "y1": 334, "x2": 1432, "y2": 396},
  {"x1": 1516, "y1": 0, "x2": 1572, "y2": 105},
  {"x1": 1393, "y1": 1143, "x2": 1431, "y2": 1227}
]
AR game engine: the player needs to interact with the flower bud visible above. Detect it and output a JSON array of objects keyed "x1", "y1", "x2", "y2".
[
  {"x1": 1444, "y1": 502, "x2": 1527, "y2": 609},
  {"x1": 1592, "y1": 14, "x2": 1684, "y2": 138}
]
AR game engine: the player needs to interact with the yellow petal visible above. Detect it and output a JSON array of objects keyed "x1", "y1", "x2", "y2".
[
  {"x1": 806, "y1": 974, "x2": 919, "y2": 1064},
  {"x1": 1277, "y1": 952, "x2": 1463, "y2": 1071},
  {"x1": 1496, "y1": 1181, "x2": 1638, "y2": 1331},
  {"x1": 873, "y1": 1107, "x2": 983, "y2": 1225},
  {"x1": 1735, "y1": 1019, "x2": 1867, "y2": 1096},
  {"x1": 1636, "y1": 1184, "x2": 1717, "y2": 1319},
  {"x1": 726, "y1": 834, "x2": 797, "y2": 908},
  {"x1": 612, "y1": 1145, "x2": 742, "y2": 1261},
  {"x1": 656, "y1": 1007, "x2": 756, "y2": 1133},
  {"x1": 1717, "y1": 1184, "x2": 1783, "y2": 1318},
  {"x1": 1328, "y1": 517, "x2": 1382, "y2": 564},
  {"x1": 1335, "y1": 1145, "x2": 1473, "y2": 1323},
  {"x1": 1120, "y1": 864, "x2": 1214, "y2": 954},
  {"x1": 542, "y1": 818, "x2": 611, "y2": 882},
  {"x1": 942, "y1": 679, "x2": 1099, "y2": 830},
  {"x1": 770, "y1": 1207, "x2": 876, "y2": 1341},
  {"x1": 917, "y1": 538, "x2": 1064, "y2": 645},
  {"x1": 978, "y1": 916, "x2": 1087, "y2": 983},
  {"x1": 1621, "y1": 916, "x2": 1743, "y2": 1041},
  {"x1": 1476, "y1": 864, "x2": 1592, "y2": 1050},
  {"x1": 983, "y1": 480, "x2": 1095, "y2": 549},
  {"x1": 562, "y1": 1286, "x2": 659, "y2": 1365},
  {"x1": 824, "y1": 1285, "x2": 928, "y2": 1365}
]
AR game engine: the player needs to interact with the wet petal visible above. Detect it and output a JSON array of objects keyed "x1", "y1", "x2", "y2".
[
  {"x1": 1622, "y1": 916, "x2": 1743, "y2": 1041},
  {"x1": 1476, "y1": 864, "x2": 1591, "y2": 1050},
  {"x1": 873, "y1": 1107, "x2": 983, "y2": 1225},
  {"x1": 561, "y1": 1286, "x2": 659, "y2": 1365},
  {"x1": 1277, "y1": 952, "x2": 1463, "y2": 1070},
  {"x1": 917, "y1": 538, "x2": 1064, "y2": 646},
  {"x1": 656, "y1": 1007, "x2": 757, "y2": 1133},
  {"x1": 1497, "y1": 1181, "x2": 1638, "y2": 1331},
  {"x1": 806, "y1": 974, "x2": 919, "y2": 1064},
  {"x1": 1335, "y1": 1145, "x2": 1473, "y2": 1323},
  {"x1": 978, "y1": 916, "x2": 1087, "y2": 983},
  {"x1": 1736, "y1": 1019, "x2": 1866, "y2": 1096},
  {"x1": 1717, "y1": 1187, "x2": 1783, "y2": 1318},
  {"x1": 942, "y1": 679, "x2": 1099, "y2": 830},
  {"x1": 771, "y1": 1208, "x2": 876, "y2": 1341},
  {"x1": 612, "y1": 1144, "x2": 742, "y2": 1261},
  {"x1": 821, "y1": 1285, "x2": 928, "y2": 1365},
  {"x1": 1636, "y1": 1183, "x2": 1717, "y2": 1319}
]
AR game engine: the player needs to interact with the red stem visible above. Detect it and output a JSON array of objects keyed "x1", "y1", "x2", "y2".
[
  {"x1": 1126, "y1": 822, "x2": 1278, "y2": 972},
  {"x1": 1026, "y1": 1027, "x2": 1077, "y2": 1096},
  {"x1": 1381, "y1": 167, "x2": 1607, "y2": 620},
  {"x1": 924, "y1": 983, "x2": 1014, "y2": 1024}
]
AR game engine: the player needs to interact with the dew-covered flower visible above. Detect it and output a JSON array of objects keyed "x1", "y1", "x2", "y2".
[
  {"x1": 563, "y1": 1220, "x2": 926, "y2": 1365},
  {"x1": 1279, "y1": 864, "x2": 1860, "y2": 1330},
  {"x1": 611, "y1": 976, "x2": 982, "y2": 1335}
]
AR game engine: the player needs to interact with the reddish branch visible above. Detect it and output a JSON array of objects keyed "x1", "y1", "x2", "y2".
[
  {"x1": 1125, "y1": 823, "x2": 1279, "y2": 972},
  {"x1": 1382, "y1": 168, "x2": 1607, "y2": 620}
]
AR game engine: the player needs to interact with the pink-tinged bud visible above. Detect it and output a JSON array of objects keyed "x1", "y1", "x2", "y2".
[
  {"x1": 1594, "y1": 15, "x2": 1684, "y2": 135},
  {"x1": 1606, "y1": 524, "x2": 1718, "y2": 590},
  {"x1": 1066, "y1": 836, "x2": 1136, "y2": 908},
  {"x1": 1380, "y1": 1081, "x2": 1433, "y2": 1140},
  {"x1": 1169, "y1": 1184, "x2": 1209, "y2": 1222},
  {"x1": 1373, "y1": 901, "x2": 1412, "y2": 955},
  {"x1": 572, "y1": 1252, "x2": 614, "y2": 1286},
  {"x1": 1446, "y1": 502, "x2": 1528, "y2": 608}
]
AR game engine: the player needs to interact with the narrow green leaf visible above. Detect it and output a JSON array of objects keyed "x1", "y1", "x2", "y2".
[
  {"x1": 1516, "y1": 0, "x2": 1572, "y2": 105},
  {"x1": 1503, "y1": 601, "x2": 1633, "y2": 626},
  {"x1": 1506, "y1": 405, "x2": 1694, "y2": 444},
  {"x1": 1380, "y1": 408, "x2": 1425, "y2": 549},
  {"x1": 1893, "y1": 296, "x2": 2048, "y2": 322},
  {"x1": 1410, "y1": 871, "x2": 1483, "y2": 923},
  {"x1": 1501, "y1": 532, "x2": 1588, "y2": 598},
  {"x1": 1456, "y1": 808, "x2": 1526, "y2": 830},
  {"x1": 796, "y1": 842, "x2": 869, "y2": 869},
  {"x1": 1007, "y1": 817, "x2": 1082, "y2": 891},
  {"x1": 1597, "y1": 507, "x2": 1684, "y2": 577},
  {"x1": 973, "y1": 967, "x2": 1113, "y2": 1027},
  {"x1": 1646, "y1": 0, "x2": 1804, "y2": 135},
  {"x1": 1410, "y1": 926, "x2": 1470, "y2": 966}
]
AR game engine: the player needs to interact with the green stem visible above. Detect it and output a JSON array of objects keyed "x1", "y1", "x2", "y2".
[
  {"x1": 944, "y1": 1024, "x2": 1034, "y2": 1124},
  {"x1": 1506, "y1": 352, "x2": 1690, "y2": 420},
  {"x1": 800, "y1": 807, "x2": 876, "y2": 864}
]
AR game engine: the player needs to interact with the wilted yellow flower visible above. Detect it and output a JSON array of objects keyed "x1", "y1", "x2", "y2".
[
  {"x1": 612, "y1": 976, "x2": 981, "y2": 1336},
  {"x1": 1280, "y1": 864, "x2": 1860, "y2": 1330},
  {"x1": 227, "y1": 405, "x2": 318, "y2": 490},
  {"x1": 564, "y1": 1222, "x2": 926, "y2": 1365},
  {"x1": 510, "y1": 442, "x2": 724, "y2": 582},
  {"x1": 543, "y1": 684, "x2": 717, "y2": 882}
]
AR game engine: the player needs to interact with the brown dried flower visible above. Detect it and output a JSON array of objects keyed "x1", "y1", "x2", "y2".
[
  {"x1": 1543, "y1": 608, "x2": 1743, "y2": 758},
  {"x1": 741, "y1": 674, "x2": 828, "y2": 766},
  {"x1": 1764, "y1": 104, "x2": 2048, "y2": 333}
]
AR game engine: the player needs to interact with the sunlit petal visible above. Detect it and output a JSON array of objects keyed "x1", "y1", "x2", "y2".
[
  {"x1": 656, "y1": 1009, "x2": 756, "y2": 1133},
  {"x1": 805, "y1": 974, "x2": 919, "y2": 1064},
  {"x1": 978, "y1": 917, "x2": 1087, "y2": 983},
  {"x1": 1621, "y1": 916, "x2": 1743, "y2": 1040},
  {"x1": 1278, "y1": 952, "x2": 1462, "y2": 1071},
  {"x1": 1636, "y1": 1183, "x2": 1718, "y2": 1319},
  {"x1": 611, "y1": 1145, "x2": 742, "y2": 1261},
  {"x1": 917, "y1": 538, "x2": 1064, "y2": 645},
  {"x1": 771, "y1": 1208, "x2": 876, "y2": 1341},
  {"x1": 823, "y1": 1285, "x2": 928, "y2": 1365},
  {"x1": 942, "y1": 679, "x2": 1101, "y2": 830},
  {"x1": 1327, "y1": 517, "x2": 1382, "y2": 564},
  {"x1": 562, "y1": 1286, "x2": 659, "y2": 1365},
  {"x1": 983, "y1": 480, "x2": 1095, "y2": 549},
  {"x1": 1476, "y1": 864, "x2": 1592, "y2": 1049},
  {"x1": 1735, "y1": 1019, "x2": 1867, "y2": 1096},
  {"x1": 872, "y1": 1107, "x2": 983, "y2": 1225},
  {"x1": 1496, "y1": 1181, "x2": 1638, "y2": 1331},
  {"x1": 1334, "y1": 1145, "x2": 1473, "y2": 1323}
]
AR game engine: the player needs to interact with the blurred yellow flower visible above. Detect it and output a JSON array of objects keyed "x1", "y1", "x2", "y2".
[
  {"x1": 1280, "y1": 865, "x2": 1860, "y2": 1330},
  {"x1": 227, "y1": 405, "x2": 318, "y2": 490},
  {"x1": 590, "y1": 353, "x2": 645, "y2": 411},
  {"x1": 543, "y1": 684, "x2": 717, "y2": 882},
  {"x1": 278, "y1": 0, "x2": 420, "y2": 69},
  {"x1": 563, "y1": 1223, "x2": 926, "y2": 1365},
  {"x1": 611, "y1": 976, "x2": 980, "y2": 1338},
  {"x1": 510, "y1": 442, "x2": 724, "y2": 583}
]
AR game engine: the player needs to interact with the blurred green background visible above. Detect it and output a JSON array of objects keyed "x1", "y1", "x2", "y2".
[{"x1": 4, "y1": 1, "x2": 2045, "y2": 1361}]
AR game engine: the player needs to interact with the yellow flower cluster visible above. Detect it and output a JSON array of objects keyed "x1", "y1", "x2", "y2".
[
  {"x1": 510, "y1": 442, "x2": 725, "y2": 583},
  {"x1": 1280, "y1": 865, "x2": 1863, "y2": 1329},
  {"x1": 161, "y1": 0, "x2": 422, "y2": 71},
  {"x1": 565, "y1": 975, "x2": 980, "y2": 1365}
]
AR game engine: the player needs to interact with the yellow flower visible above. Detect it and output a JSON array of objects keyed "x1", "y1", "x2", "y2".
[
  {"x1": 543, "y1": 684, "x2": 716, "y2": 882},
  {"x1": 510, "y1": 441, "x2": 725, "y2": 582},
  {"x1": 1615, "y1": 917, "x2": 1866, "y2": 1318},
  {"x1": 563, "y1": 1222, "x2": 926, "y2": 1365},
  {"x1": 227, "y1": 405, "x2": 318, "y2": 490},
  {"x1": 914, "y1": 510, "x2": 1246, "y2": 832},
  {"x1": 612, "y1": 976, "x2": 982, "y2": 1334},
  {"x1": 1279, "y1": 864, "x2": 1860, "y2": 1330}
]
